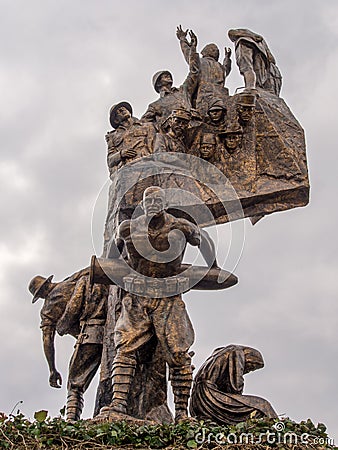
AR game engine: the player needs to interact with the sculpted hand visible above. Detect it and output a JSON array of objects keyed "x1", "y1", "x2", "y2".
[
  {"x1": 121, "y1": 148, "x2": 137, "y2": 159},
  {"x1": 56, "y1": 319, "x2": 69, "y2": 336},
  {"x1": 176, "y1": 25, "x2": 189, "y2": 42},
  {"x1": 49, "y1": 370, "x2": 62, "y2": 388},
  {"x1": 224, "y1": 47, "x2": 232, "y2": 58},
  {"x1": 189, "y1": 30, "x2": 197, "y2": 48}
]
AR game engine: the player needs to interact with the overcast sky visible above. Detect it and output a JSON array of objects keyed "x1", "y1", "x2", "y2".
[{"x1": 1, "y1": 0, "x2": 337, "y2": 442}]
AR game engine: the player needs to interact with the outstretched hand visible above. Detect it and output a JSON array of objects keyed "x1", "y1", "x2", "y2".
[
  {"x1": 189, "y1": 30, "x2": 197, "y2": 47},
  {"x1": 49, "y1": 370, "x2": 62, "y2": 388},
  {"x1": 176, "y1": 25, "x2": 189, "y2": 42}
]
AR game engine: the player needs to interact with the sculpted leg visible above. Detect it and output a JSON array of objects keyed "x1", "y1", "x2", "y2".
[
  {"x1": 66, "y1": 389, "x2": 84, "y2": 421},
  {"x1": 110, "y1": 352, "x2": 137, "y2": 413},
  {"x1": 169, "y1": 361, "x2": 193, "y2": 422}
]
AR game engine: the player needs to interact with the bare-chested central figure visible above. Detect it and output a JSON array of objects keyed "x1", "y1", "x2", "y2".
[{"x1": 107, "y1": 186, "x2": 217, "y2": 421}]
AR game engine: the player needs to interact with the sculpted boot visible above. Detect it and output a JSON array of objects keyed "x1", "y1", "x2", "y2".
[
  {"x1": 170, "y1": 364, "x2": 193, "y2": 422},
  {"x1": 110, "y1": 354, "x2": 136, "y2": 414},
  {"x1": 66, "y1": 389, "x2": 84, "y2": 421}
]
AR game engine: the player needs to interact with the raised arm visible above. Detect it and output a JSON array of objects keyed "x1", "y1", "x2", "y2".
[
  {"x1": 176, "y1": 25, "x2": 190, "y2": 64},
  {"x1": 223, "y1": 47, "x2": 232, "y2": 77}
]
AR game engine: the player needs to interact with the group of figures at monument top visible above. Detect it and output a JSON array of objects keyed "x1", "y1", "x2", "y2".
[{"x1": 28, "y1": 26, "x2": 309, "y2": 425}]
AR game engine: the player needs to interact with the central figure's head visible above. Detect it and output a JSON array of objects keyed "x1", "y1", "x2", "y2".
[
  {"x1": 143, "y1": 186, "x2": 166, "y2": 217},
  {"x1": 201, "y1": 43, "x2": 220, "y2": 61}
]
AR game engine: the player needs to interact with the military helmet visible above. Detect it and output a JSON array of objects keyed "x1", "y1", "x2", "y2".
[
  {"x1": 29, "y1": 275, "x2": 54, "y2": 303},
  {"x1": 208, "y1": 98, "x2": 227, "y2": 113},
  {"x1": 109, "y1": 101, "x2": 133, "y2": 128},
  {"x1": 223, "y1": 123, "x2": 243, "y2": 135},
  {"x1": 152, "y1": 70, "x2": 173, "y2": 93},
  {"x1": 200, "y1": 133, "x2": 217, "y2": 144}
]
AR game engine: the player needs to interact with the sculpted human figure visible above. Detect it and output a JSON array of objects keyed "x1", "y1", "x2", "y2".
[
  {"x1": 142, "y1": 30, "x2": 199, "y2": 129},
  {"x1": 176, "y1": 25, "x2": 231, "y2": 117},
  {"x1": 193, "y1": 133, "x2": 226, "y2": 183},
  {"x1": 29, "y1": 272, "x2": 108, "y2": 421},
  {"x1": 204, "y1": 100, "x2": 227, "y2": 134},
  {"x1": 104, "y1": 187, "x2": 217, "y2": 421},
  {"x1": 106, "y1": 101, "x2": 155, "y2": 177},
  {"x1": 236, "y1": 92, "x2": 256, "y2": 126},
  {"x1": 154, "y1": 108, "x2": 192, "y2": 155},
  {"x1": 190, "y1": 345, "x2": 278, "y2": 424},
  {"x1": 222, "y1": 123, "x2": 243, "y2": 154},
  {"x1": 199, "y1": 133, "x2": 218, "y2": 161},
  {"x1": 228, "y1": 28, "x2": 282, "y2": 96}
]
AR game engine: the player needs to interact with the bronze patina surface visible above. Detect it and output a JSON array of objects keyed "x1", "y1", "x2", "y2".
[{"x1": 30, "y1": 25, "x2": 309, "y2": 425}]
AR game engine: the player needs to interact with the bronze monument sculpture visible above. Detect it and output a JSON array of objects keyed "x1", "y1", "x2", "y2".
[
  {"x1": 29, "y1": 270, "x2": 108, "y2": 421},
  {"x1": 190, "y1": 345, "x2": 278, "y2": 424},
  {"x1": 29, "y1": 25, "x2": 309, "y2": 425}
]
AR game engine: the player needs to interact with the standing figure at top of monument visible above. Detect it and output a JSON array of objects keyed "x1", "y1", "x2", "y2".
[
  {"x1": 142, "y1": 30, "x2": 199, "y2": 129},
  {"x1": 176, "y1": 25, "x2": 232, "y2": 118},
  {"x1": 228, "y1": 28, "x2": 282, "y2": 96},
  {"x1": 106, "y1": 101, "x2": 155, "y2": 176}
]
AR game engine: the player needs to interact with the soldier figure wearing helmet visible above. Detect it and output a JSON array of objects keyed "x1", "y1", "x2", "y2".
[
  {"x1": 141, "y1": 30, "x2": 199, "y2": 129},
  {"x1": 105, "y1": 101, "x2": 155, "y2": 177},
  {"x1": 29, "y1": 271, "x2": 108, "y2": 422}
]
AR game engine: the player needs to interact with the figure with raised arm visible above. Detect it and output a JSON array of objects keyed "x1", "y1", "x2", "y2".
[
  {"x1": 176, "y1": 25, "x2": 231, "y2": 117},
  {"x1": 142, "y1": 30, "x2": 199, "y2": 129}
]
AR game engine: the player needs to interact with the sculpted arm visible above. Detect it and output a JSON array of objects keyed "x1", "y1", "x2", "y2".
[
  {"x1": 223, "y1": 47, "x2": 232, "y2": 77},
  {"x1": 56, "y1": 278, "x2": 86, "y2": 337},
  {"x1": 41, "y1": 325, "x2": 62, "y2": 388},
  {"x1": 182, "y1": 221, "x2": 218, "y2": 268},
  {"x1": 107, "y1": 148, "x2": 123, "y2": 170},
  {"x1": 153, "y1": 133, "x2": 168, "y2": 153},
  {"x1": 180, "y1": 30, "x2": 200, "y2": 105},
  {"x1": 176, "y1": 25, "x2": 190, "y2": 64},
  {"x1": 141, "y1": 103, "x2": 158, "y2": 125},
  {"x1": 200, "y1": 229, "x2": 218, "y2": 268}
]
